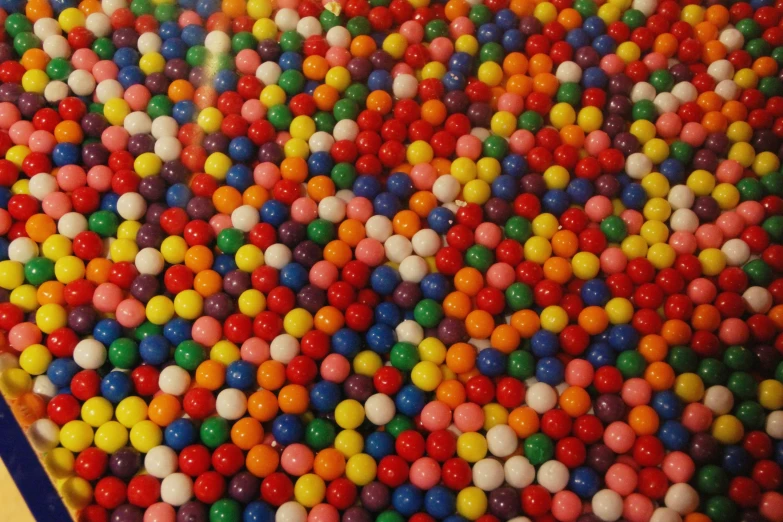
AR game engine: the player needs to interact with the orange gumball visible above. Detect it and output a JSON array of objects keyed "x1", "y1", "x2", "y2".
[
  {"x1": 490, "y1": 324, "x2": 521, "y2": 354},
  {"x1": 246, "y1": 444, "x2": 279, "y2": 478},
  {"x1": 257, "y1": 360, "x2": 286, "y2": 390},
  {"x1": 148, "y1": 394, "x2": 181, "y2": 427},
  {"x1": 559, "y1": 386, "x2": 591, "y2": 417},
  {"x1": 509, "y1": 406, "x2": 540, "y2": 437},
  {"x1": 446, "y1": 343, "x2": 477, "y2": 374},
  {"x1": 645, "y1": 361, "x2": 675, "y2": 391},
  {"x1": 628, "y1": 405, "x2": 659, "y2": 436},
  {"x1": 511, "y1": 309, "x2": 540, "y2": 338},
  {"x1": 248, "y1": 389, "x2": 279, "y2": 422},
  {"x1": 231, "y1": 418, "x2": 264, "y2": 450},
  {"x1": 638, "y1": 334, "x2": 668, "y2": 363},
  {"x1": 443, "y1": 291, "x2": 473, "y2": 319},
  {"x1": 195, "y1": 360, "x2": 226, "y2": 390},
  {"x1": 436, "y1": 379, "x2": 466, "y2": 409},
  {"x1": 313, "y1": 448, "x2": 346, "y2": 481},
  {"x1": 465, "y1": 310, "x2": 494, "y2": 339}
]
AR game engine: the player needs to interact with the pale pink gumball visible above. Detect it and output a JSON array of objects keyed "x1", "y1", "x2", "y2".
[
  {"x1": 124, "y1": 84, "x2": 152, "y2": 111},
  {"x1": 92, "y1": 61, "x2": 119, "y2": 82},
  {"x1": 209, "y1": 214, "x2": 232, "y2": 234},
  {"x1": 178, "y1": 11, "x2": 202, "y2": 27},
  {"x1": 254, "y1": 163, "x2": 281, "y2": 189},
  {"x1": 428, "y1": 37, "x2": 454, "y2": 62},
  {"x1": 687, "y1": 278, "x2": 717, "y2": 305},
  {"x1": 93, "y1": 283, "x2": 123, "y2": 313},
  {"x1": 669, "y1": 231, "x2": 697, "y2": 254},
  {"x1": 420, "y1": 401, "x2": 452, "y2": 431},
  {"x1": 391, "y1": 63, "x2": 414, "y2": 78},
  {"x1": 603, "y1": 421, "x2": 636, "y2": 454},
  {"x1": 102, "y1": 126, "x2": 130, "y2": 152},
  {"x1": 681, "y1": 403, "x2": 712, "y2": 433},
  {"x1": 585, "y1": 196, "x2": 613, "y2": 222},
  {"x1": 552, "y1": 491, "x2": 582, "y2": 522},
  {"x1": 486, "y1": 263, "x2": 515, "y2": 290},
  {"x1": 409, "y1": 457, "x2": 441, "y2": 489},
  {"x1": 144, "y1": 502, "x2": 176, "y2": 522},
  {"x1": 620, "y1": 210, "x2": 644, "y2": 235},
  {"x1": 623, "y1": 493, "x2": 654, "y2": 522},
  {"x1": 497, "y1": 93, "x2": 524, "y2": 115},
  {"x1": 662, "y1": 451, "x2": 695, "y2": 483},
  {"x1": 565, "y1": 359, "x2": 594, "y2": 388},
  {"x1": 456, "y1": 135, "x2": 482, "y2": 160},
  {"x1": 57, "y1": 165, "x2": 87, "y2": 191},
  {"x1": 643, "y1": 52, "x2": 667, "y2": 71},
  {"x1": 605, "y1": 463, "x2": 638, "y2": 496},
  {"x1": 325, "y1": 47, "x2": 350, "y2": 67},
  {"x1": 8, "y1": 323, "x2": 42, "y2": 352},
  {"x1": 276, "y1": 131, "x2": 292, "y2": 147},
  {"x1": 87, "y1": 166, "x2": 114, "y2": 191},
  {"x1": 28, "y1": 130, "x2": 56, "y2": 153},
  {"x1": 320, "y1": 353, "x2": 350, "y2": 383},
  {"x1": 192, "y1": 316, "x2": 222, "y2": 346},
  {"x1": 309, "y1": 260, "x2": 339, "y2": 289},
  {"x1": 716, "y1": 159, "x2": 743, "y2": 183},
  {"x1": 241, "y1": 338, "x2": 270, "y2": 365},
  {"x1": 716, "y1": 211, "x2": 744, "y2": 238},
  {"x1": 116, "y1": 299, "x2": 146, "y2": 328},
  {"x1": 354, "y1": 238, "x2": 385, "y2": 266},
  {"x1": 454, "y1": 402, "x2": 484, "y2": 432},
  {"x1": 600, "y1": 54, "x2": 625, "y2": 74},
  {"x1": 291, "y1": 197, "x2": 318, "y2": 224},
  {"x1": 9, "y1": 121, "x2": 34, "y2": 145},
  {"x1": 0, "y1": 102, "x2": 20, "y2": 130},
  {"x1": 736, "y1": 201, "x2": 765, "y2": 225},
  {"x1": 399, "y1": 21, "x2": 424, "y2": 43},
  {"x1": 719, "y1": 318, "x2": 749, "y2": 345},
  {"x1": 235, "y1": 49, "x2": 261, "y2": 75},
  {"x1": 42, "y1": 192, "x2": 73, "y2": 219},
  {"x1": 759, "y1": 492, "x2": 783, "y2": 522},
  {"x1": 655, "y1": 113, "x2": 682, "y2": 139},
  {"x1": 600, "y1": 247, "x2": 628, "y2": 274},
  {"x1": 475, "y1": 222, "x2": 502, "y2": 248},
  {"x1": 584, "y1": 131, "x2": 610, "y2": 156},
  {"x1": 680, "y1": 122, "x2": 707, "y2": 146},
  {"x1": 241, "y1": 99, "x2": 265, "y2": 122},
  {"x1": 509, "y1": 130, "x2": 536, "y2": 154},
  {"x1": 449, "y1": 17, "x2": 475, "y2": 39},
  {"x1": 308, "y1": 504, "x2": 339, "y2": 522},
  {"x1": 621, "y1": 378, "x2": 651, "y2": 407},
  {"x1": 0, "y1": 209, "x2": 11, "y2": 235},
  {"x1": 72, "y1": 49, "x2": 99, "y2": 71},
  {"x1": 695, "y1": 224, "x2": 723, "y2": 249},
  {"x1": 410, "y1": 164, "x2": 437, "y2": 190},
  {"x1": 281, "y1": 444, "x2": 315, "y2": 476},
  {"x1": 345, "y1": 197, "x2": 373, "y2": 222}
]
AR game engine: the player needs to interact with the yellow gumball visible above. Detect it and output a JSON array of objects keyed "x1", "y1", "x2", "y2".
[
  {"x1": 81, "y1": 397, "x2": 114, "y2": 427},
  {"x1": 345, "y1": 453, "x2": 376, "y2": 486},
  {"x1": 284, "y1": 308, "x2": 314, "y2": 338},
  {"x1": 334, "y1": 429, "x2": 363, "y2": 458},
  {"x1": 94, "y1": 421, "x2": 129, "y2": 453},
  {"x1": 115, "y1": 396, "x2": 149, "y2": 428},
  {"x1": 19, "y1": 344, "x2": 52, "y2": 376},
  {"x1": 457, "y1": 432, "x2": 487, "y2": 462},
  {"x1": 146, "y1": 295, "x2": 175, "y2": 325},
  {"x1": 457, "y1": 487, "x2": 488, "y2": 520},
  {"x1": 129, "y1": 420, "x2": 162, "y2": 452},
  {"x1": 353, "y1": 350, "x2": 382, "y2": 376},
  {"x1": 411, "y1": 361, "x2": 443, "y2": 391},
  {"x1": 294, "y1": 474, "x2": 326, "y2": 508},
  {"x1": 60, "y1": 420, "x2": 94, "y2": 452}
]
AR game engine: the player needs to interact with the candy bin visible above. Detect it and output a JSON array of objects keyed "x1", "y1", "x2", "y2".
[{"x1": 0, "y1": 0, "x2": 782, "y2": 521}]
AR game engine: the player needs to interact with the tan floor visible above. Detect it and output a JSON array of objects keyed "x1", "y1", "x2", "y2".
[{"x1": 0, "y1": 458, "x2": 36, "y2": 522}]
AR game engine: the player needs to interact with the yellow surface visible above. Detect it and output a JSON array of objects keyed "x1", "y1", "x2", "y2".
[{"x1": 0, "y1": 458, "x2": 36, "y2": 522}]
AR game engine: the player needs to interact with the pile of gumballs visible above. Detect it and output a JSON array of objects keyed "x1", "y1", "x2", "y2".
[{"x1": 0, "y1": 0, "x2": 782, "y2": 519}]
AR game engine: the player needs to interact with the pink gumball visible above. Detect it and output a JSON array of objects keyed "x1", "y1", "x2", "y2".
[
  {"x1": 87, "y1": 166, "x2": 114, "y2": 192},
  {"x1": 310, "y1": 260, "x2": 339, "y2": 289},
  {"x1": 565, "y1": 359, "x2": 594, "y2": 388},
  {"x1": 241, "y1": 338, "x2": 270, "y2": 365},
  {"x1": 291, "y1": 197, "x2": 318, "y2": 224},
  {"x1": 681, "y1": 403, "x2": 712, "y2": 433},
  {"x1": 320, "y1": 354, "x2": 350, "y2": 383},
  {"x1": 453, "y1": 402, "x2": 484, "y2": 432},
  {"x1": 115, "y1": 299, "x2": 146, "y2": 328},
  {"x1": 43, "y1": 192, "x2": 73, "y2": 220},
  {"x1": 345, "y1": 197, "x2": 373, "y2": 223},
  {"x1": 308, "y1": 504, "x2": 339, "y2": 522},
  {"x1": 475, "y1": 223, "x2": 502, "y2": 249},
  {"x1": 420, "y1": 401, "x2": 452, "y2": 431},
  {"x1": 603, "y1": 421, "x2": 636, "y2": 454},
  {"x1": 552, "y1": 490, "x2": 582, "y2": 522},
  {"x1": 354, "y1": 238, "x2": 385, "y2": 266},
  {"x1": 662, "y1": 451, "x2": 695, "y2": 483},
  {"x1": 486, "y1": 263, "x2": 515, "y2": 290},
  {"x1": 254, "y1": 163, "x2": 281, "y2": 189},
  {"x1": 605, "y1": 463, "x2": 638, "y2": 496},
  {"x1": 192, "y1": 316, "x2": 222, "y2": 346},
  {"x1": 209, "y1": 214, "x2": 232, "y2": 234},
  {"x1": 281, "y1": 444, "x2": 315, "y2": 476},
  {"x1": 409, "y1": 457, "x2": 441, "y2": 489},
  {"x1": 144, "y1": 503, "x2": 176, "y2": 522},
  {"x1": 624, "y1": 493, "x2": 654, "y2": 522},
  {"x1": 93, "y1": 283, "x2": 123, "y2": 313},
  {"x1": 600, "y1": 247, "x2": 628, "y2": 274},
  {"x1": 8, "y1": 322, "x2": 42, "y2": 352}
]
